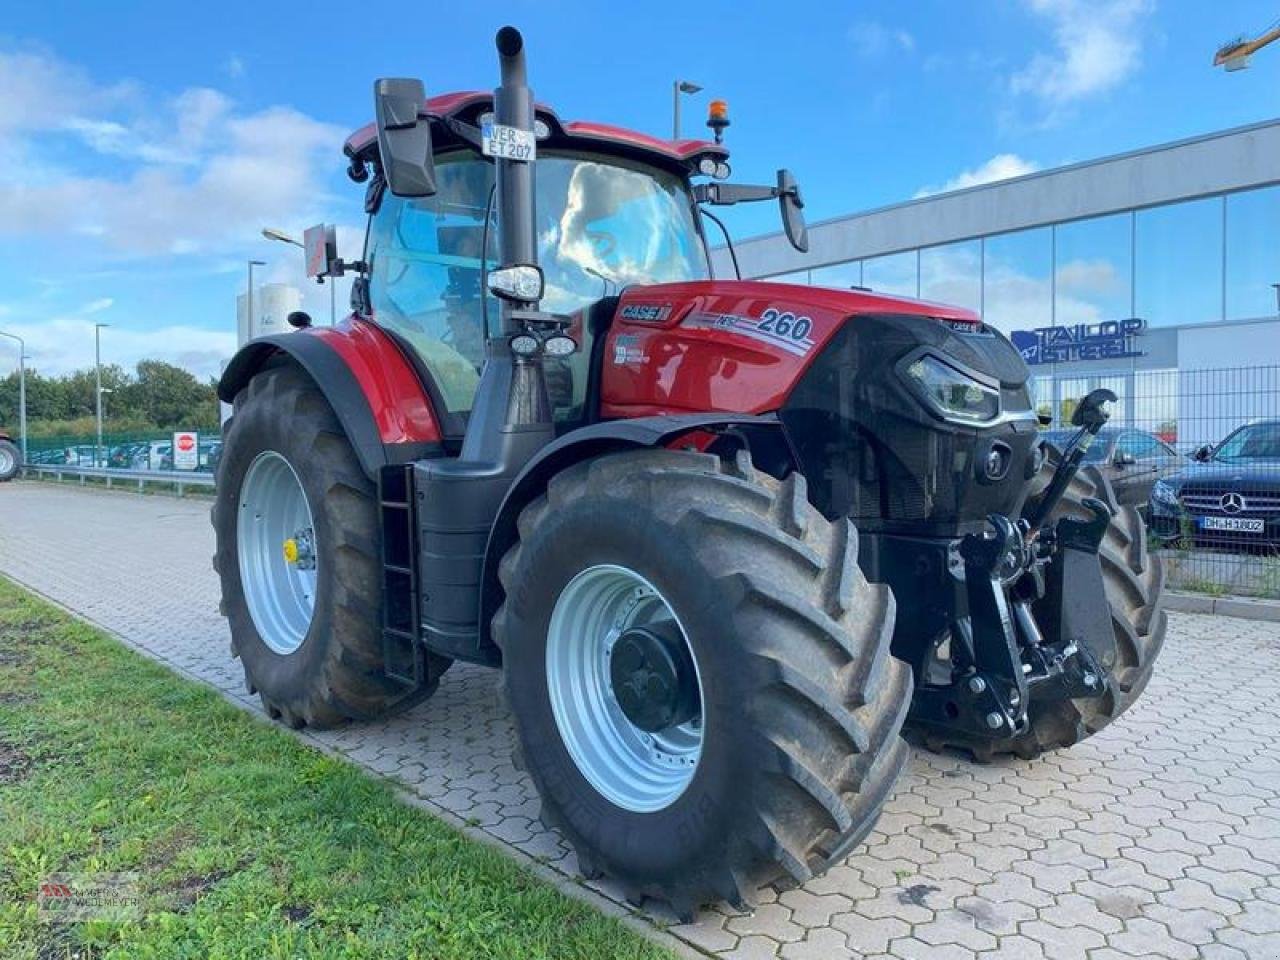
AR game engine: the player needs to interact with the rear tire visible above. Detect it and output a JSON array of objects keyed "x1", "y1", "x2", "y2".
[
  {"x1": 493, "y1": 449, "x2": 912, "y2": 917},
  {"x1": 921, "y1": 457, "x2": 1167, "y2": 761},
  {"x1": 0, "y1": 438, "x2": 20, "y2": 482},
  {"x1": 212, "y1": 365, "x2": 449, "y2": 728}
]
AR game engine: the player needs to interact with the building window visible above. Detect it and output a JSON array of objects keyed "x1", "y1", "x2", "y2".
[
  {"x1": 1054, "y1": 213, "x2": 1133, "y2": 325},
  {"x1": 1135, "y1": 196, "x2": 1224, "y2": 327},
  {"x1": 810, "y1": 260, "x2": 863, "y2": 290},
  {"x1": 920, "y1": 240, "x2": 981, "y2": 313},
  {"x1": 1225, "y1": 185, "x2": 1280, "y2": 321},
  {"x1": 769, "y1": 269, "x2": 812, "y2": 284},
  {"x1": 983, "y1": 227, "x2": 1052, "y2": 333},
  {"x1": 862, "y1": 251, "x2": 917, "y2": 298}
]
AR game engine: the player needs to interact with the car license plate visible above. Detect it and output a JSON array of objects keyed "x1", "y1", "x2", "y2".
[
  {"x1": 481, "y1": 121, "x2": 535, "y2": 162},
  {"x1": 1200, "y1": 516, "x2": 1264, "y2": 533}
]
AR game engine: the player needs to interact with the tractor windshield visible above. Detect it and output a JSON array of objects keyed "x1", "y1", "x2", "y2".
[{"x1": 367, "y1": 151, "x2": 707, "y2": 418}]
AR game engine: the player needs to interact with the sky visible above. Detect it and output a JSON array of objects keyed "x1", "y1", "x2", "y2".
[{"x1": 0, "y1": 0, "x2": 1276, "y2": 380}]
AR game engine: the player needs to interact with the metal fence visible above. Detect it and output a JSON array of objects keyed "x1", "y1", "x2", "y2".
[
  {"x1": 1029, "y1": 364, "x2": 1280, "y2": 599},
  {"x1": 23, "y1": 432, "x2": 221, "y2": 476}
]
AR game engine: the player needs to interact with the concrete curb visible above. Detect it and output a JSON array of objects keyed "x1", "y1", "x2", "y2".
[{"x1": 1164, "y1": 589, "x2": 1280, "y2": 622}]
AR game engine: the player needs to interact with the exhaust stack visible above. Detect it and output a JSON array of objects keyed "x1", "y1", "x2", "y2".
[{"x1": 493, "y1": 26, "x2": 538, "y2": 337}]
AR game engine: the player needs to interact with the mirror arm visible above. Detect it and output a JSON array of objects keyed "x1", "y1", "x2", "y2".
[
  {"x1": 442, "y1": 116, "x2": 486, "y2": 152},
  {"x1": 693, "y1": 182, "x2": 780, "y2": 206}
]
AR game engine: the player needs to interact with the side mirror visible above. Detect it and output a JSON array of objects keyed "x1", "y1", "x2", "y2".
[
  {"x1": 374, "y1": 77, "x2": 437, "y2": 198},
  {"x1": 777, "y1": 169, "x2": 808, "y2": 253},
  {"x1": 1114, "y1": 450, "x2": 1135, "y2": 467},
  {"x1": 1193, "y1": 444, "x2": 1212, "y2": 462}
]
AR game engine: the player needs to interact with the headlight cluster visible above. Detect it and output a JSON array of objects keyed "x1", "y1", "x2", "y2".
[
  {"x1": 904, "y1": 355, "x2": 1000, "y2": 423},
  {"x1": 1151, "y1": 479, "x2": 1180, "y2": 509}
]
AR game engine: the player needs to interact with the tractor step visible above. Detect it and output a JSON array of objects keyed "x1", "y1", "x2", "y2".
[{"x1": 379, "y1": 465, "x2": 426, "y2": 687}]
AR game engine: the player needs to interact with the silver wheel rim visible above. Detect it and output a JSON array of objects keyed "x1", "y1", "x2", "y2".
[
  {"x1": 546, "y1": 564, "x2": 704, "y2": 813},
  {"x1": 237, "y1": 451, "x2": 317, "y2": 655},
  {"x1": 0, "y1": 447, "x2": 13, "y2": 475}
]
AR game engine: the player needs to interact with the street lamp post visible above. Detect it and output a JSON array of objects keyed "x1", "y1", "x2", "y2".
[
  {"x1": 94, "y1": 323, "x2": 109, "y2": 465},
  {"x1": 0, "y1": 330, "x2": 26, "y2": 462},
  {"x1": 1272, "y1": 283, "x2": 1279, "y2": 319},
  {"x1": 247, "y1": 259, "x2": 267, "y2": 342},
  {"x1": 263, "y1": 227, "x2": 336, "y2": 325},
  {"x1": 672, "y1": 79, "x2": 703, "y2": 140}
]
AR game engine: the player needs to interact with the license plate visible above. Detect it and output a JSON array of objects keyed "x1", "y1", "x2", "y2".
[
  {"x1": 481, "y1": 122, "x2": 535, "y2": 162},
  {"x1": 1200, "y1": 516, "x2": 1264, "y2": 533}
]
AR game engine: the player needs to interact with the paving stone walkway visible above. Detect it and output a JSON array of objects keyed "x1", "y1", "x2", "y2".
[{"x1": 2, "y1": 481, "x2": 1278, "y2": 959}]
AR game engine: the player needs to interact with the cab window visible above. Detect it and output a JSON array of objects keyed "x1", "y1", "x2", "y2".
[
  {"x1": 366, "y1": 154, "x2": 493, "y2": 416},
  {"x1": 366, "y1": 149, "x2": 708, "y2": 422}
]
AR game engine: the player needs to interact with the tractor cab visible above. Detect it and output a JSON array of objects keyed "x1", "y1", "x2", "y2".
[
  {"x1": 363, "y1": 140, "x2": 710, "y2": 432},
  {"x1": 339, "y1": 87, "x2": 805, "y2": 443}
]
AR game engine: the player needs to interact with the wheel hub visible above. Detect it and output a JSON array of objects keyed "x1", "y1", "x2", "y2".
[
  {"x1": 545, "y1": 564, "x2": 705, "y2": 813},
  {"x1": 610, "y1": 622, "x2": 699, "y2": 732}
]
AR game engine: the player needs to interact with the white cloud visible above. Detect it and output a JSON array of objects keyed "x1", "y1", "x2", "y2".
[
  {"x1": 849, "y1": 21, "x2": 916, "y2": 59},
  {"x1": 224, "y1": 54, "x2": 246, "y2": 79},
  {"x1": 0, "y1": 49, "x2": 343, "y2": 258},
  {"x1": 915, "y1": 153, "x2": 1041, "y2": 197},
  {"x1": 80, "y1": 297, "x2": 114, "y2": 315},
  {"x1": 2, "y1": 314, "x2": 236, "y2": 380},
  {"x1": 1011, "y1": 0, "x2": 1153, "y2": 109}
]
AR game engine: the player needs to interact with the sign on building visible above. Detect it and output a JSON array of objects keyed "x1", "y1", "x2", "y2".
[
  {"x1": 1011, "y1": 318, "x2": 1146, "y2": 365},
  {"x1": 172, "y1": 431, "x2": 199, "y2": 471}
]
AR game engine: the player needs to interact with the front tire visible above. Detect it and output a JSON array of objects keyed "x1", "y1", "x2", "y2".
[
  {"x1": 493, "y1": 449, "x2": 912, "y2": 916},
  {"x1": 212, "y1": 365, "x2": 449, "y2": 728}
]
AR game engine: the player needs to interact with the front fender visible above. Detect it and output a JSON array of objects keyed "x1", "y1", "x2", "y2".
[{"x1": 476, "y1": 413, "x2": 788, "y2": 657}]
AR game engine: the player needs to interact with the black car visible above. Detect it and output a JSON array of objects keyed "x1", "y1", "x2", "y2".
[
  {"x1": 1150, "y1": 420, "x2": 1280, "y2": 549},
  {"x1": 1042, "y1": 427, "x2": 1181, "y2": 515}
]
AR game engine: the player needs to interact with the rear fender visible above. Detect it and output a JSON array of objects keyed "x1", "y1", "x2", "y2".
[
  {"x1": 476, "y1": 413, "x2": 791, "y2": 658},
  {"x1": 218, "y1": 321, "x2": 444, "y2": 478}
]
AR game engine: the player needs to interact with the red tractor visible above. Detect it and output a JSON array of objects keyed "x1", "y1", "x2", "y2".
[
  {"x1": 0, "y1": 431, "x2": 20, "y2": 482},
  {"x1": 214, "y1": 27, "x2": 1164, "y2": 915}
]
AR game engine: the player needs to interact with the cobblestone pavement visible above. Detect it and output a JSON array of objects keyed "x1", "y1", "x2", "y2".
[{"x1": 2, "y1": 481, "x2": 1278, "y2": 960}]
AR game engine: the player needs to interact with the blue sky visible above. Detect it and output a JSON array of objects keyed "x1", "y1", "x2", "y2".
[{"x1": 0, "y1": 0, "x2": 1276, "y2": 378}]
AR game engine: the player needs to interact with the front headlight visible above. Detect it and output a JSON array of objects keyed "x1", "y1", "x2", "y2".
[
  {"x1": 1151, "y1": 479, "x2": 1179, "y2": 509},
  {"x1": 904, "y1": 355, "x2": 1000, "y2": 423}
]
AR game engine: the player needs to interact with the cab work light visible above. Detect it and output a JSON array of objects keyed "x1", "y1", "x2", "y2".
[{"x1": 487, "y1": 264, "x2": 544, "y2": 302}]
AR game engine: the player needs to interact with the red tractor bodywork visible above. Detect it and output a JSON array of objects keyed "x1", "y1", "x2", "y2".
[
  {"x1": 311, "y1": 321, "x2": 442, "y2": 445},
  {"x1": 600, "y1": 281, "x2": 979, "y2": 418},
  {"x1": 283, "y1": 281, "x2": 979, "y2": 451}
]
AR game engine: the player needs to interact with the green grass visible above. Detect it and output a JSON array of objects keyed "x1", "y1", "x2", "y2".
[{"x1": 0, "y1": 578, "x2": 672, "y2": 960}]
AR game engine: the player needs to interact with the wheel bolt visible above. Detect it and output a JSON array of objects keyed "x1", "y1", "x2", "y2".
[
  {"x1": 968, "y1": 676, "x2": 986, "y2": 694},
  {"x1": 985, "y1": 712, "x2": 1004, "y2": 730}
]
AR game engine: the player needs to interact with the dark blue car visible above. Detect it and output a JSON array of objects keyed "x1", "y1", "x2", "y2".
[{"x1": 1150, "y1": 420, "x2": 1280, "y2": 550}]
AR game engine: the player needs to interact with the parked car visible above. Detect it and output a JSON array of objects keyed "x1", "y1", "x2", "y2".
[
  {"x1": 1150, "y1": 419, "x2": 1280, "y2": 549},
  {"x1": 1042, "y1": 427, "x2": 1181, "y2": 517}
]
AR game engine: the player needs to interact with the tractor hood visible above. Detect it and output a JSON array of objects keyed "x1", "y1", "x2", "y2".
[{"x1": 599, "y1": 278, "x2": 997, "y2": 418}]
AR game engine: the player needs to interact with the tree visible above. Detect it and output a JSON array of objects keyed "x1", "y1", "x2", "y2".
[{"x1": 124, "y1": 360, "x2": 219, "y2": 429}]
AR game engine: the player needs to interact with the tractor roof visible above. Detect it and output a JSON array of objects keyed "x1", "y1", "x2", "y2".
[{"x1": 343, "y1": 91, "x2": 728, "y2": 177}]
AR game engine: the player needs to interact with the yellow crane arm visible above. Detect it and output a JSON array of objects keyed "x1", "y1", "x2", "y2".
[{"x1": 1215, "y1": 21, "x2": 1280, "y2": 66}]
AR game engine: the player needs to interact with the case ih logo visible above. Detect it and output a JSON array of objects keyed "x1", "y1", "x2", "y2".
[
  {"x1": 1011, "y1": 318, "x2": 1145, "y2": 365},
  {"x1": 619, "y1": 303, "x2": 671, "y2": 323}
]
